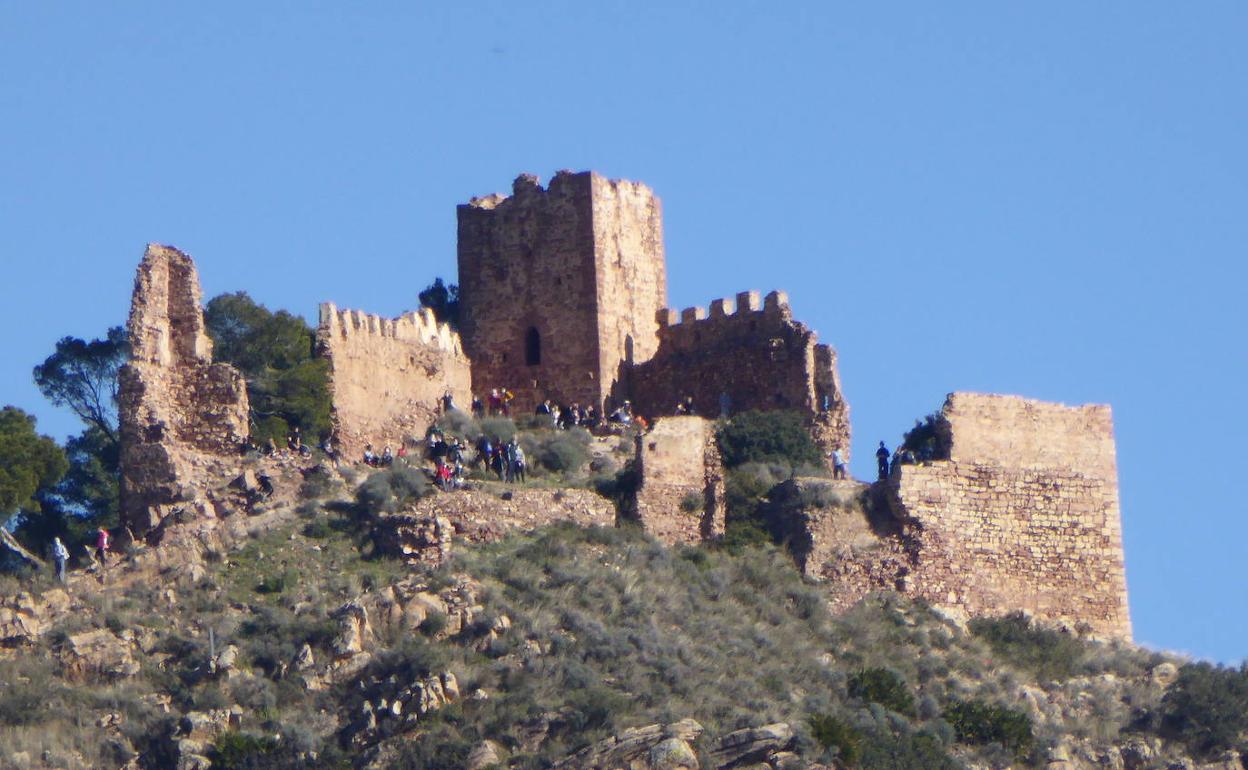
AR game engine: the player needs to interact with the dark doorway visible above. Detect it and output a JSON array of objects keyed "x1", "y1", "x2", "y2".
[{"x1": 525, "y1": 327, "x2": 541, "y2": 366}]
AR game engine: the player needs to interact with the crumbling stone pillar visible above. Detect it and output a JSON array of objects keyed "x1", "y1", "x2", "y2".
[
  {"x1": 626, "y1": 416, "x2": 725, "y2": 546},
  {"x1": 118, "y1": 244, "x2": 249, "y2": 534}
]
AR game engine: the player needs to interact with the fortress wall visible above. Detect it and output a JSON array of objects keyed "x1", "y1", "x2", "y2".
[
  {"x1": 628, "y1": 290, "x2": 851, "y2": 459},
  {"x1": 626, "y1": 416, "x2": 725, "y2": 546},
  {"x1": 889, "y1": 459, "x2": 1131, "y2": 638},
  {"x1": 119, "y1": 245, "x2": 250, "y2": 533},
  {"x1": 941, "y1": 392, "x2": 1118, "y2": 476},
  {"x1": 316, "y1": 303, "x2": 472, "y2": 460},
  {"x1": 590, "y1": 174, "x2": 668, "y2": 401},
  {"x1": 767, "y1": 394, "x2": 1131, "y2": 640}
]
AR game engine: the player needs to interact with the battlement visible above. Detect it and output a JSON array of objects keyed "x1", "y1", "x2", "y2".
[
  {"x1": 655, "y1": 290, "x2": 791, "y2": 330},
  {"x1": 318, "y1": 303, "x2": 465, "y2": 358}
]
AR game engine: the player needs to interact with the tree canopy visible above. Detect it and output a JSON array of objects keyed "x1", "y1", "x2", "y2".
[
  {"x1": 204, "y1": 292, "x2": 331, "y2": 444},
  {"x1": 32, "y1": 326, "x2": 128, "y2": 446},
  {"x1": 418, "y1": 278, "x2": 460, "y2": 328},
  {"x1": 0, "y1": 407, "x2": 67, "y2": 518}
]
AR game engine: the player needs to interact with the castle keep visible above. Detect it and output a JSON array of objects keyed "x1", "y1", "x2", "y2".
[{"x1": 117, "y1": 170, "x2": 1131, "y2": 639}]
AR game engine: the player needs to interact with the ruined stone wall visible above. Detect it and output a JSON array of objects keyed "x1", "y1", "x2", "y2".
[
  {"x1": 456, "y1": 171, "x2": 666, "y2": 413},
  {"x1": 316, "y1": 303, "x2": 472, "y2": 461},
  {"x1": 590, "y1": 174, "x2": 667, "y2": 402},
  {"x1": 119, "y1": 245, "x2": 250, "y2": 533},
  {"x1": 374, "y1": 488, "x2": 616, "y2": 563},
  {"x1": 768, "y1": 394, "x2": 1131, "y2": 640},
  {"x1": 628, "y1": 291, "x2": 851, "y2": 460},
  {"x1": 626, "y1": 417, "x2": 725, "y2": 546}
]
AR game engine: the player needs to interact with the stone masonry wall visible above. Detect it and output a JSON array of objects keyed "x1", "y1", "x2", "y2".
[
  {"x1": 628, "y1": 290, "x2": 851, "y2": 461},
  {"x1": 767, "y1": 394, "x2": 1131, "y2": 640},
  {"x1": 626, "y1": 417, "x2": 725, "y2": 546},
  {"x1": 316, "y1": 303, "x2": 472, "y2": 461},
  {"x1": 887, "y1": 393, "x2": 1131, "y2": 639},
  {"x1": 456, "y1": 172, "x2": 666, "y2": 414},
  {"x1": 119, "y1": 245, "x2": 250, "y2": 533}
]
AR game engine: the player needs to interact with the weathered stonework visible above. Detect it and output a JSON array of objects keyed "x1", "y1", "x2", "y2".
[
  {"x1": 625, "y1": 416, "x2": 725, "y2": 546},
  {"x1": 372, "y1": 488, "x2": 616, "y2": 563},
  {"x1": 456, "y1": 171, "x2": 667, "y2": 413},
  {"x1": 628, "y1": 291, "x2": 851, "y2": 462},
  {"x1": 118, "y1": 245, "x2": 250, "y2": 534},
  {"x1": 767, "y1": 393, "x2": 1131, "y2": 640},
  {"x1": 316, "y1": 303, "x2": 472, "y2": 461}
]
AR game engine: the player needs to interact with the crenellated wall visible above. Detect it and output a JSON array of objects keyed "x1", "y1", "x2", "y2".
[
  {"x1": 628, "y1": 290, "x2": 851, "y2": 461},
  {"x1": 118, "y1": 244, "x2": 250, "y2": 533},
  {"x1": 316, "y1": 303, "x2": 472, "y2": 461}
]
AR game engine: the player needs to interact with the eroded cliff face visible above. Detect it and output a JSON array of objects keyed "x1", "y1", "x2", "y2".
[{"x1": 118, "y1": 244, "x2": 250, "y2": 534}]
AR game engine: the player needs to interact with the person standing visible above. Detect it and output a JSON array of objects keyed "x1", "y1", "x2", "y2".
[
  {"x1": 875, "y1": 441, "x2": 890, "y2": 481},
  {"x1": 94, "y1": 527, "x2": 110, "y2": 566},
  {"x1": 52, "y1": 537, "x2": 69, "y2": 584},
  {"x1": 832, "y1": 449, "x2": 848, "y2": 480}
]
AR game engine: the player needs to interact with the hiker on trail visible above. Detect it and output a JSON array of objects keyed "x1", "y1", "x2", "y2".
[
  {"x1": 288, "y1": 427, "x2": 302, "y2": 451},
  {"x1": 875, "y1": 441, "x2": 890, "y2": 481},
  {"x1": 536, "y1": 400, "x2": 551, "y2": 416},
  {"x1": 363, "y1": 444, "x2": 376, "y2": 467},
  {"x1": 381, "y1": 445, "x2": 394, "y2": 467},
  {"x1": 832, "y1": 449, "x2": 848, "y2": 480},
  {"x1": 441, "y1": 390, "x2": 455, "y2": 413},
  {"x1": 52, "y1": 537, "x2": 69, "y2": 584},
  {"x1": 584, "y1": 404, "x2": 599, "y2": 429},
  {"x1": 501, "y1": 388, "x2": 514, "y2": 416},
  {"x1": 95, "y1": 527, "x2": 110, "y2": 566},
  {"x1": 512, "y1": 443, "x2": 527, "y2": 483},
  {"x1": 471, "y1": 395, "x2": 484, "y2": 418},
  {"x1": 487, "y1": 388, "x2": 502, "y2": 415}
]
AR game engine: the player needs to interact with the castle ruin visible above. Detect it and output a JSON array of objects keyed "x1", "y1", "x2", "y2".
[
  {"x1": 116, "y1": 171, "x2": 1131, "y2": 639},
  {"x1": 118, "y1": 245, "x2": 250, "y2": 532}
]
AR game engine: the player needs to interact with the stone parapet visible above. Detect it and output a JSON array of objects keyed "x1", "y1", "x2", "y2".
[
  {"x1": 316, "y1": 303, "x2": 472, "y2": 462},
  {"x1": 629, "y1": 290, "x2": 850, "y2": 462}
]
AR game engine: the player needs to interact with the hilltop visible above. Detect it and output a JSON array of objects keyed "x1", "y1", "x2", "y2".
[{"x1": 0, "y1": 422, "x2": 1245, "y2": 770}]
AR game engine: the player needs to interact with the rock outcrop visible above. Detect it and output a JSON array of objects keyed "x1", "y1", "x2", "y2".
[{"x1": 118, "y1": 244, "x2": 250, "y2": 535}]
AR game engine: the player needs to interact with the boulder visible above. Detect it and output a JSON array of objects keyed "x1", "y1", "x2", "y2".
[
  {"x1": 60, "y1": 629, "x2": 141, "y2": 681},
  {"x1": 1151, "y1": 662, "x2": 1180, "y2": 688},
  {"x1": 704, "y1": 723, "x2": 794, "y2": 769},
  {"x1": 332, "y1": 601, "x2": 373, "y2": 658},
  {"x1": 467, "y1": 740, "x2": 505, "y2": 770},
  {"x1": 649, "y1": 737, "x2": 699, "y2": 769}
]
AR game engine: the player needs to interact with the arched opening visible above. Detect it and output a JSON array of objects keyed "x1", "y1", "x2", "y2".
[
  {"x1": 625, "y1": 334, "x2": 634, "y2": 364},
  {"x1": 525, "y1": 327, "x2": 541, "y2": 366}
]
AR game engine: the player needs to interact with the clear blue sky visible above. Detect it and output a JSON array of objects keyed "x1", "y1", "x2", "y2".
[{"x1": 2, "y1": 3, "x2": 1244, "y2": 662}]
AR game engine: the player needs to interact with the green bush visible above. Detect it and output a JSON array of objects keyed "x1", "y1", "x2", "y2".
[
  {"x1": 207, "y1": 731, "x2": 281, "y2": 770},
  {"x1": 848, "y1": 668, "x2": 916, "y2": 716},
  {"x1": 477, "y1": 417, "x2": 517, "y2": 443},
  {"x1": 678, "y1": 491, "x2": 703, "y2": 513},
  {"x1": 1160, "y1": 662, "x2": 1248, "y2": 758},
  {"x1": 436, "y1": 408, "x2": 477, "y2": 440},
  {"x1": 717, "y1": 410, "x2": 822, "y2": 468},
  {"x1": 534, "y1": 432, "x2": 589, "y2": 473},
  {"x1": 900, "y1": 412, "x2": 948, "y2": 460},
  {"x1": 809, "y1": 713, "x2": 862, "y2": 766},
  {"x1": 858, "y1": 730, "x2": 960, "y2": 770},
  {"x1": 721, "y1": 463, "x2": 786, "y2": 551},
  {"x1": 356, "y1": 466, "x2": 432, "y2": 517},
  {"x1": 943, "y1": 698, "x2": 1034, "y2": 756},
  {"x1": 968, "y1": 611, "x2": 1084, "y2": 680}
]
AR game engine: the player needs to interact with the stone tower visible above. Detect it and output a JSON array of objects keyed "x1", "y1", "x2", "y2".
[
  {"x1": 456, "y1": 171, "x2": 667, "y2": 412},
  {"x1": 118, "y1": 244, "x2": 249, "y2": 533}
]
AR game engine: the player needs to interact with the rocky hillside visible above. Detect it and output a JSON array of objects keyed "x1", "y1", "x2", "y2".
[{"x1": 0, "y1": 461, "x2": 1244, "y2": 770}]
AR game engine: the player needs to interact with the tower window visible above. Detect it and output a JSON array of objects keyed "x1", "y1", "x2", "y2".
[{"x1": 525, "y1": 327, "x2": 542, "y2": 366}]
